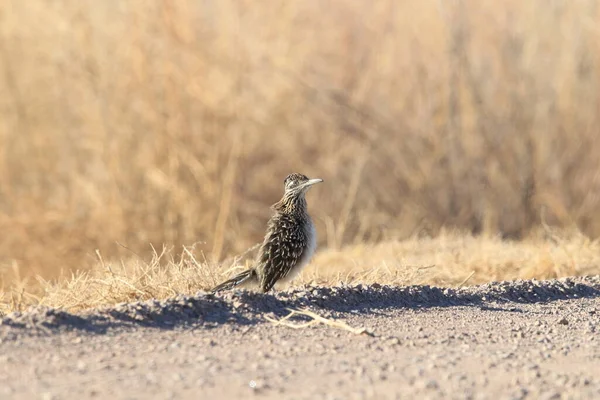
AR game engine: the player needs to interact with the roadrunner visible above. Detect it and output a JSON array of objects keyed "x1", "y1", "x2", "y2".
[{"x1": 211, "y1": 173, "x2": 323, "y2": 293}]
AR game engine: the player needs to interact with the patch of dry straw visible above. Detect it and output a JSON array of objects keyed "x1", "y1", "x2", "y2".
[{"x1": 2, "y1": 230, "x2": 599, "y2": 316}]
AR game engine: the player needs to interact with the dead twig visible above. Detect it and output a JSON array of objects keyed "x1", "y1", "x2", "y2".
[
  {"x1": 458, "y1": 270, "x2": 475, "y2": 287},
  {"x1": 265, "y1": 308, "x2": 374, "y2": 336}
]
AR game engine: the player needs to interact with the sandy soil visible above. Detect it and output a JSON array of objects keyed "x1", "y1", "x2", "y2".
[{"x1": 1, "y1": 277, "x2": 599, "y2": 399}]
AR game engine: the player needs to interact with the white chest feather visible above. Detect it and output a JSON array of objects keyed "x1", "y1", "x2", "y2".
[{"x1": 304, "y1": 222, "x2": 317, "y2": 263}]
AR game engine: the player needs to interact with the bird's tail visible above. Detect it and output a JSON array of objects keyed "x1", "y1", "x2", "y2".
[{"x1": 211, "y1": 269, "x2": 258, "y2": 293}]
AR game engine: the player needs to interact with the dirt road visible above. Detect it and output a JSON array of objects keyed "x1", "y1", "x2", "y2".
[{"x1": 1, "y1": 277, "x2": 599, "y2": 399}]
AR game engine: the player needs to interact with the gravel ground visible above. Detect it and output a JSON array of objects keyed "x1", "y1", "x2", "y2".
[{"x1": 1, "y1": 277, "x2": 599, "y2": 399}]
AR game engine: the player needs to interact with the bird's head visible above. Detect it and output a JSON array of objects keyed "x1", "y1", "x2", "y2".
[
  {"x1": 283, "y1": 173, "x2": 323, "y2": 196},
  {"x1": 273, "y1": 173, "x2": 323, "y2": 213}
]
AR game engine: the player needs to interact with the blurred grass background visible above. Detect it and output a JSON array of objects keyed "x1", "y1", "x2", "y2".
[{"x1": 1, "y1": 0, "x2": 600, "y2": 283}]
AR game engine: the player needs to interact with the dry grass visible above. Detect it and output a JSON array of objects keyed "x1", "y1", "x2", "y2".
[
  {"x1": 1, "y1": 1, "x2": 600, "y2": 311},
  {"x1": 2, "y1": 230, "x2": 599, "y2": 316}
]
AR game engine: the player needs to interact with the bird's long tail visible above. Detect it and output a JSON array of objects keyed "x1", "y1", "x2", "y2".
[{"x1": 211, "y1": 269, "x2": 258, "y2": 293}]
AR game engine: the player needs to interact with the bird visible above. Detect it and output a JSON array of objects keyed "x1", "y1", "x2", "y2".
[{"x1": 211, "y1": 173, "x2": 323, "y2": 293}]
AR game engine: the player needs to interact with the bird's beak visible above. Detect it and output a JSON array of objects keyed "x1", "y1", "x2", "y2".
[{"x1": 301, "y1": 178, "x2": 324, "y2": 189}]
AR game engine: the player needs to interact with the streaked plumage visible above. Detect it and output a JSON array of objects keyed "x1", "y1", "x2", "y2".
[{"x1": 211, "y1": 173, "x2": 323, "y2": 293}]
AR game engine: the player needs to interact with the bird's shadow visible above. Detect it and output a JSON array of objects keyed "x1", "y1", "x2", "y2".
[{"x1": 2, "y1": 278, "x2": 598, "y2": 337}]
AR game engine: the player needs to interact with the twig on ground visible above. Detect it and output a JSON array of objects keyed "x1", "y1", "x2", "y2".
[
  {"x1": 458, "y1": 270, "x2": 475, "y2": 287},
  {"x1": 265, "y1": 308, "x2": 374, "y2": 336}
]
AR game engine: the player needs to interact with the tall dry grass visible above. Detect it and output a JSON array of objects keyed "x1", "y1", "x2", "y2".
[{"x1": 1, "y1": 0, "x2": 600, "y2": 288}]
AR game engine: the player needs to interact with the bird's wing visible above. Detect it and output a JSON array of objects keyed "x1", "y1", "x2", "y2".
[{"x1": 258, "y1": 219, "x2": 306, "y2": 292}]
